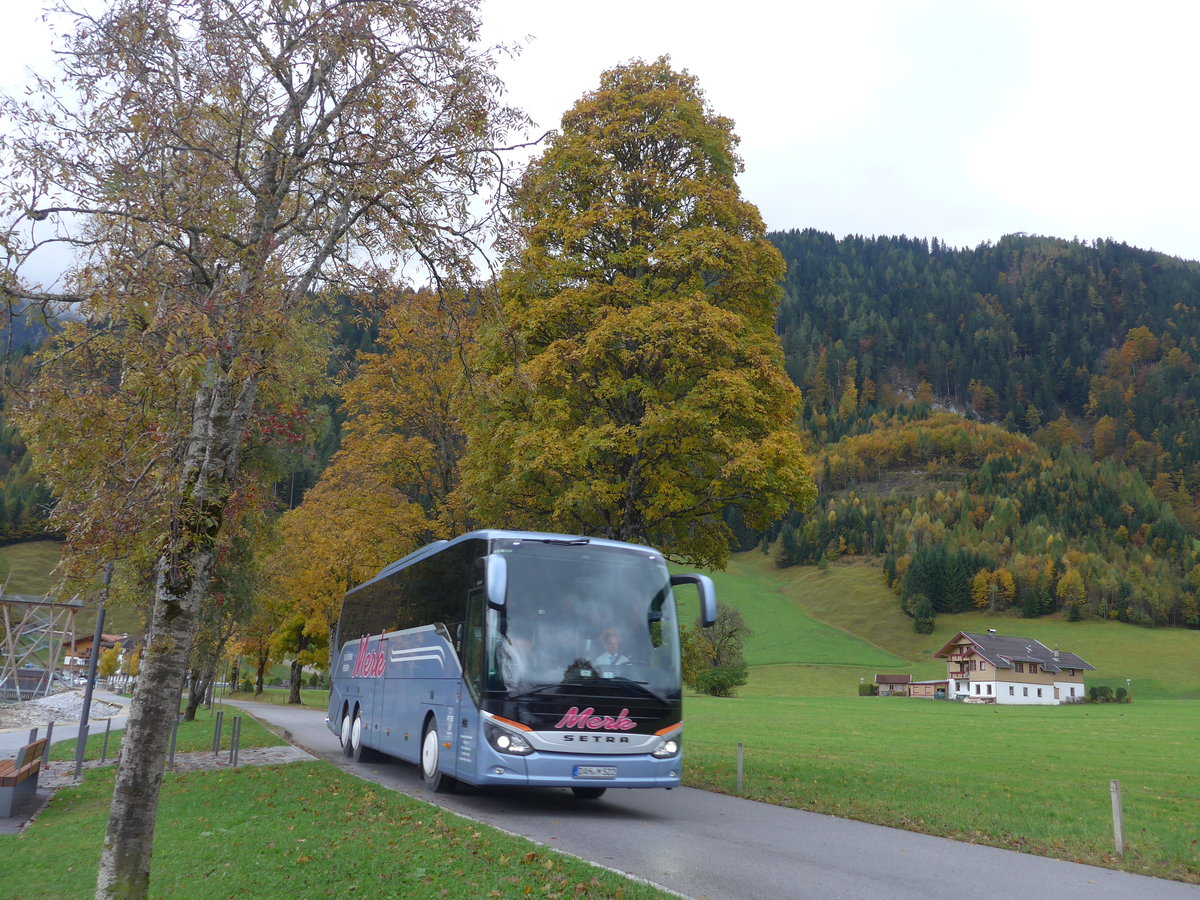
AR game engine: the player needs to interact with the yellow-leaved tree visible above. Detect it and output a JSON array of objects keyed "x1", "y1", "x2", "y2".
[
  {"x1": 270, "y1": 290, "x2": 478, "y2": 695},
  {"x1": 461, "y1": 58, "x2": 816, "y2": 568}
]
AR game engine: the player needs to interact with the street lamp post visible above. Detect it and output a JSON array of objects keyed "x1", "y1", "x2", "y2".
[{"x1": 1125, "y1": 678, "x2": 1132, "y2": 703}]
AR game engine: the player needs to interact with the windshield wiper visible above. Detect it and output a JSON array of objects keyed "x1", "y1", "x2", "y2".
[{"x1": 506, "y1": 683, "x2": 564, "y2": 701}]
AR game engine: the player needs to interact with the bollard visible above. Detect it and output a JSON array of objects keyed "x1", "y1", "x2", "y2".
[
  {"x1": 28, "y1": 726, "x2": 38, "y2": 743},
  {"x1": 42, "y1": 721, "x2": 54, "y2": 766},
  {"x1": 100, "y1": 718, "x2": 112, "y2": 763},
  {"x1": 73, "y1": 725, "x2": 90, "y2": 780},
  {"x1": 168, "y1": 716, "x2": 180, "y2": 768},
  {"x1": 1110, "y1": 779, "x2": 1124, "y2": 856},
  {"x1": 737, "y1": 742, "x2": 744, "y2": 793},
  {"x1": 230, "y1": 716, "x2": 242, "y2": 766},
  {"x1": 212, "y1": 710, "x2": 225, "y2": 753}
]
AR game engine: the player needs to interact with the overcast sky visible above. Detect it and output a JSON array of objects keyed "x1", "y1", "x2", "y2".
[
  {"x1": 481, "y1": 0, "x2": 1200, "y2": 262},
  {"x1": 4, "y1": 0, "x2": 1199, "y2": 276}
]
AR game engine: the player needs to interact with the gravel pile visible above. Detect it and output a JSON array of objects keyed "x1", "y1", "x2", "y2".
[{"x1": 0, "y1": 690, "x2": 125, "y2": 728}]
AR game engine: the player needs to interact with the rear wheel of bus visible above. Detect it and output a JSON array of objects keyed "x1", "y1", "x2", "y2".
[
  {"x1": 339, "y1": 706, "x2": 354, "y2": 757},
  {"x1": 421, "y1": 718, "x2": 456, "y2": 793}
]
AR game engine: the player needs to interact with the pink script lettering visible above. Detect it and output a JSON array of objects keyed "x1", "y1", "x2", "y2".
[{"x1": 553, "y1": 706, "x2": 637, "y2": 731}]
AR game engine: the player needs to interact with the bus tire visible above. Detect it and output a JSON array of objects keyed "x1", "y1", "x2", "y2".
[
  {"x1": 421, "y1": 719, "x2": 456, "y2": 793},
  {"x1": 571, "y1": 787, "x2": 606, "y2": 800},
  {"x1": 350, "y1": 708, "x2": 374, "y2": 763},
  {"x1": 339, "y1": 707, "x2": 354, "y2": 757}
]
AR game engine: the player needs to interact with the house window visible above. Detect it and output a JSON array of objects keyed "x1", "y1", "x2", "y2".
[
  {"x1": 1070, "y1": 686, "x2": 1076, "y2": 697},
  {"x1": 1037, "y1": 688, "x2": 1043, "y2": 698},
  {"x1": 1023, "y1": 687, "x2": 1028, "y2": 697},
  {"x1": 1015, "y1": 662, "x2": 1024, "y2": 673},
  {"x1": 1009, "y1": 686, "x2": 1014, "y2": 696},
  {"x1": 1068, "y1": 668, "x2": 1075, "y2": 676},
  {"x1": 980, "y1": 661, "x2": 987, "y2": 671},
  {"x1": 986, "y1": 684, "x2": 992, "y2": 695},
  {"x1": 1030, "y1": 664, "x2": 1039, "y2": 674},
  {"x1": 974, "y1": 684, "x2": 980, "y2": 695}
]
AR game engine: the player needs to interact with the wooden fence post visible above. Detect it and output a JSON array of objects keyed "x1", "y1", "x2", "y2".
[{"x1": 1110, "y1": 779, "x2": 1124, "y2": 856}]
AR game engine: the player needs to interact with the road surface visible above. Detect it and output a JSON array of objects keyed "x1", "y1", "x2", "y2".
[{"x1": 224, "y1": 698, "x2": 1199, "y2": 900}]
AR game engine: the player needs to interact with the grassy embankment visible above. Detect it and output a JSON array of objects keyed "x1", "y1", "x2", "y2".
[
  {"x1": 0, "y1": 540, "x2": 143, "y2": 637},
  {"x1": 679, "y1": 551, "x2": 1200, "y2": 883}
]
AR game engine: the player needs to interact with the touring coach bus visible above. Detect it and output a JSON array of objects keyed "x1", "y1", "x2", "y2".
[{"x1": 326, "y1": 530, "x2": 716, "y2": 798}]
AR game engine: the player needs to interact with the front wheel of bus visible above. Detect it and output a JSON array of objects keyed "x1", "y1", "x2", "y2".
[
  {"x1": 571, "y1": 787, "x2": 606, "y2": 800},
  {"x1": 421, "y1": 720, "x2": 456, "y2": 793}
]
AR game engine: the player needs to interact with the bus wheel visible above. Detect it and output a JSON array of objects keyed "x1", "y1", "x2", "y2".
[
  {"x1": 571, "y1": 787, "x2": 606, "y2": 800},
  {"x1": 421, "y1": 720, "x2": 456, "y2": 793},
  {"x1": 350, "y1": 709, "x2": 373, "y2": 762},
  {"x1": 339, "y1": 708, "x2": 354, "y2": 757}
]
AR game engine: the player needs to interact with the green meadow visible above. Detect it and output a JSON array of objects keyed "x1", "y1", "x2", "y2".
[
  {"x1": 679, "y1": 552, "x2": 1200, "y2": 883},
  {"x1": 1, "y1": 762, "x2": 670, "y2": 900}
]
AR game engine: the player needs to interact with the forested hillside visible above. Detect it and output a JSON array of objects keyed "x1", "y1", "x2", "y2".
[
  {"x1": 769, "y1": 230, "x2": 1200, "y2": 630},
  {"x1": 6, "y1": 227, "x2": 1200, "y2": 629}
]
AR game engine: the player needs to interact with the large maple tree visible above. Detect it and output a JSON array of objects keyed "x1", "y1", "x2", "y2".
[{"x1": 462, "y1": 57, "x2": 815, "y2": 567}]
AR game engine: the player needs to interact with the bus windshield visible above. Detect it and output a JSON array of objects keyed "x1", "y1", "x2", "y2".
[{"x1": 485, "y1": 539, "x2": 681, "y2": 700}]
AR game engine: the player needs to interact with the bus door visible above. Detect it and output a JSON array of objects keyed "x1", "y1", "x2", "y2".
[{"x1": 454, "y1": 586, "x2": 486, "y2": 782}]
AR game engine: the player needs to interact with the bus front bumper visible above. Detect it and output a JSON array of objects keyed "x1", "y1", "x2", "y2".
[{"x1": 472, "y1": 749, "x2": 682, "y2": 790}]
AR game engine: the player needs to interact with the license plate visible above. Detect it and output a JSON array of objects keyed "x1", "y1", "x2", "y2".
[{"x1": 573, "y1": 765, "x2": 617, "y2": 779}]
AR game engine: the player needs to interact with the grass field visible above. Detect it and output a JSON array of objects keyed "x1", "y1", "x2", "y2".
[
  {"x1": 682, "y1": 695, "x2": 1198, "y2": 882},
  {"x1": 675, "y1": 550, "x2": 1200, "y2": 883},
  {"x1": 1, "y1": 761, "x2": 670, "y2": 900},
  {"x1": 0, "y1": 539, "x2": 145, "y2": 636},
  {"x1": 47, "y1": 704, "x2": 286, "y2": 762},
  {"x1": 0, "y1": 540, "x2": 62, "y2": 595},
  {"x1": 221, "y1": 688, "x2": 329, "y2": 709}
]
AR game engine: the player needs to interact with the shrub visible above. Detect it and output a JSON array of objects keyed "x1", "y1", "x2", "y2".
[
  {"x1": 694, "y1": 664, "x2": 748, "y2": 698},
  {"x1": 1115, "y1": 686, "x2": 1128, "y2": 703},
  {"x1": 858, "y1": 682, "x2": 877, "y2": 697}
]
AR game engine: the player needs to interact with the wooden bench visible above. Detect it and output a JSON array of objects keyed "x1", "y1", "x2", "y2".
[{"x1": 0, "y1": 737, "x2": 49, "y2": 818}]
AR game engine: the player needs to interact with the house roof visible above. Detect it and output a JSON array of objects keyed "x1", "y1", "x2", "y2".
[
  {"x1": 875, "y1": 674, "x2": 912, "y2": 684},
  {"x1": 934, "y1": 631, "x2": 1095, "y2": 673},
  {"x1": 65, "y1": 633, "x2": 132, "y2": 650}
]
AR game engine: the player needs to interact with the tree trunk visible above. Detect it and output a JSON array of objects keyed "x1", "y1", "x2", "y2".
[
  {"x1": 95, "y1": 369, "x2": 257, "y2": 899},
  {"x1": 229, "y1": 663, "x2": 239, "y2": 695},
  {"x1": 183, "y1": 669, "x2": 213, "y2": 722},
  {"x1": 94, "y1": 557, "x2": 209, "y2": 898},
  {"x1": 255, "y1": 660, "x2": 266, "y2": 696},
  {"x1": 288, "y1": 659, "x2": 303, "y2": 704}
]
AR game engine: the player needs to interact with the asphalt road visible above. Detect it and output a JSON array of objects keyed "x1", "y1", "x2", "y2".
[{"x1": 224, "y1": 698, "x2": 1199, "y2": 900}]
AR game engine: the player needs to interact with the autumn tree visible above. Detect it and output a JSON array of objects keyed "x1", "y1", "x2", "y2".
[
  {"x1": 98, "y1": 645, "x2": 121, "y2": 681},
  {"x1": 0, "y1": 2, "x2": 524, "y2": 896},
  {"x1": 684, "y1": 601, "x2": 752, "y2": 697},
  {"x1": 462, "y1": 58, "x2": 815, "y2": 568},
  {"x1": 269, "y1": 288, "x2": 479, "y2": 694}
]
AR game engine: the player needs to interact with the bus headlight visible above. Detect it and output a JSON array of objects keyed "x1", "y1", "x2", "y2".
[
  {"x1": 651, "y1": 737, "x2": 680, "y2": 759},
  {"x1": 485, "y1": 721, "x2": 533, "y2": 756}
]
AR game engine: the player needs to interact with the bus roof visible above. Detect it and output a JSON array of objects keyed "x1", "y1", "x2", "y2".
[{"x1": 346, "y1": 530, "x2": 662, "y2": 598}]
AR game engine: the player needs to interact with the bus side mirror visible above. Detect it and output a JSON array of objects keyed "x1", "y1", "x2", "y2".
[
  {"x1": 670, "y1": 574, "x2": 717, "y2": 627},
  {"x1": 486, "y1": 554, "x2": 508, "y2": 608}
]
